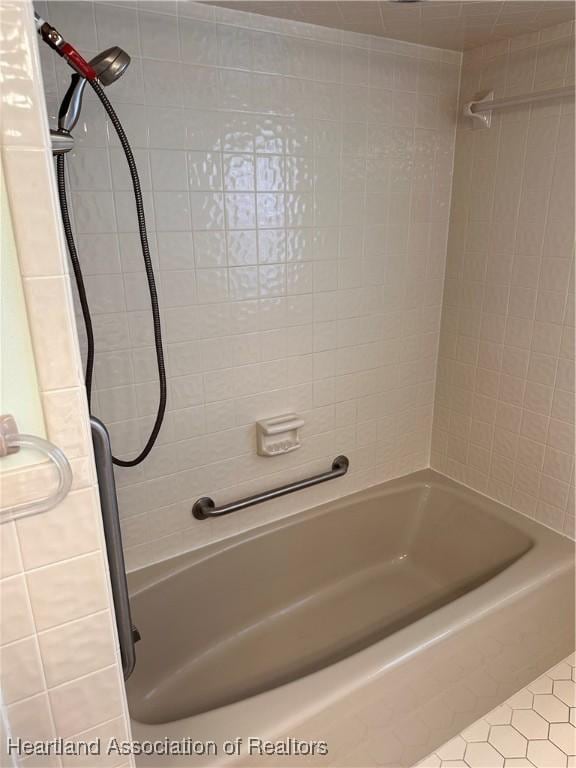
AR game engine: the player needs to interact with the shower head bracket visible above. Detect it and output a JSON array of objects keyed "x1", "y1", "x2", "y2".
[{"x1": 50, "y1": 129, "x2": 74, "y2": 155}]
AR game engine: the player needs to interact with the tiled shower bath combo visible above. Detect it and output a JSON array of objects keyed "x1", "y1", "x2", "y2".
[
  {"x1": 0, "y1": 1, "x2": 574, "y2": 767},
  {"x1": 38, "y1": 0, "x2": 462, "y2": 571}
]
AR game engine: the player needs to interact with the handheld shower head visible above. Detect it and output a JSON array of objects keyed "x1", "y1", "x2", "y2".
[
  {"x1": 58, "y1": 47, "x2": 130, "y2": 133},
  {"x1": 90, "y1": 47, "x2": 131, "y2": 86}
]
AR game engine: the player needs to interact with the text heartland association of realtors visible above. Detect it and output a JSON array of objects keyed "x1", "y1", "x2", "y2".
[{"x1": 7, "y1": 737, "x2": 329, "y2": 757}]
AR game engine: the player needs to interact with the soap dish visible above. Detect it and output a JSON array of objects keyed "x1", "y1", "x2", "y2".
[{"x1": 256, "y1": 413, "x2": 304, "y2": 457}]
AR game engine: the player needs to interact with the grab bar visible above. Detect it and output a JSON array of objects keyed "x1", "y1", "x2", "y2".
[
  {"x1": 192, "y1": 455, "x2": 349, "y2": 520},
  {"x1": 0, "y1": 414, "x2": 72, "y2": 523},
  {"x1": 91, "y1": 417, "x2": 138, "y2": 680}
]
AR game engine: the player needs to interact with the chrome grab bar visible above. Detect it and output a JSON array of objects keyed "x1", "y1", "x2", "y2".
[
  {"x1": 91, "y1": 417, "x2": 138, "y2": 680},
  {"x1": 192, "y1": 455, "x2": 349, "y2": 520}
]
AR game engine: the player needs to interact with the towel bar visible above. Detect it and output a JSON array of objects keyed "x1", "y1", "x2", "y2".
[{"x1": 0, "y1": 414, "x2": 72, "y2": 522}]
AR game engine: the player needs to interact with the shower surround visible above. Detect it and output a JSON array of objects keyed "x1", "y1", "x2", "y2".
[
  {"x1": 38, "y1": 0, "x2": 461, "y2": 570},
  {"x1": 431, "y1": 24, "x2": 575, "y2": 540}
]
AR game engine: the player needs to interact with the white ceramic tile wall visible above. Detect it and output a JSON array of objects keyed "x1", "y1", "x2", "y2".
[
  {"x1": 431, "y1": 22, "x2": 576, "y2": 540},
  {"x1": 0, "y1": 1, "x2": 133, "y2": 764},
  {"x1": 37, "y1": 0, "x2": 461, "y2": 570}
]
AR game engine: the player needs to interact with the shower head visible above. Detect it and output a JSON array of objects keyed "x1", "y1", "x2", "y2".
[
  {"x1": 90, "y1": 46, "x2": 131, "y2": 86},
  {"x1": 58, "y1": 47, "x2": 131, "y2": 133}
]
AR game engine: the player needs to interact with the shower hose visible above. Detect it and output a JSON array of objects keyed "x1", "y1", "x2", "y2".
[{"x1": 56, "y1": 79, "x2": 167, "y2": 467}]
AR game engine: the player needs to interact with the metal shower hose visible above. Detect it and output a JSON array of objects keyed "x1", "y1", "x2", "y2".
[{"x1": 56, "y1": 79, "x2": 167, "y2": 467}]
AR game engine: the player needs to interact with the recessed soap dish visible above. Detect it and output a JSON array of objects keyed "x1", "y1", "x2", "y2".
[{"x1": 256, "y1": 413, "x2": 304, "y2": 457}]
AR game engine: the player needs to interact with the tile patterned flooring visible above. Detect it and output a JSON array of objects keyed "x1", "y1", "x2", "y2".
[{"x1": 417, "y1": 654, "x2": 576, "y2": 768}]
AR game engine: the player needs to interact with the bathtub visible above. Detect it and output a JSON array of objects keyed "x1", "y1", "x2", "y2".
[{"x1": 126, "y1": 470, "x2": 575, "y2": 767}]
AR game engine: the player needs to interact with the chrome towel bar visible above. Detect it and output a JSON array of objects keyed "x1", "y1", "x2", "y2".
[{"x1": 192, "y1": 455, "x2": 350, "y2": 520}]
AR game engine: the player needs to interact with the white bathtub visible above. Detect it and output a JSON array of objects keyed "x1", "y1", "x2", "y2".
[{"x1": 126, "y1": 470, "x2": 575, "y2": 767}]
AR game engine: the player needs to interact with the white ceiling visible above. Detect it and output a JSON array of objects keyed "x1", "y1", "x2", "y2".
[{"x1": 206, "y1": 1, "x2": 575, "y2": 50}]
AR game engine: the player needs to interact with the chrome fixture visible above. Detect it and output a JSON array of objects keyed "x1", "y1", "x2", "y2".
[
  {"x1": 192, "y1": 456, "x2": 350, "y2": 520},
  {"x1": 58, "y1": 47, "x2": 130, "y2": 133},
  {"x1": 51, "y1": 46, "x2": 131, "y2": 153}
]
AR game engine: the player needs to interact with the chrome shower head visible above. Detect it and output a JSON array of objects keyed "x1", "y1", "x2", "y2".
[
  {"x1": 58, "y1": 47, "x2": 130, "y2": 133},
  {"x1": 90, "y1": 46, "x2": 131, "y2": 86}
]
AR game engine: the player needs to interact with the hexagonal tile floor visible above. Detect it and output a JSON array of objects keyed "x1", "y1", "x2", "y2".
[{"x1": 416, "y1": 653, "x2": 575, "y2": 768}]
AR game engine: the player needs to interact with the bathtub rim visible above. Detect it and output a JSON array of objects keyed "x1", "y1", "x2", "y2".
[{"x1": 127, "y1": 468, "x2": 575, "y2": 754}]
